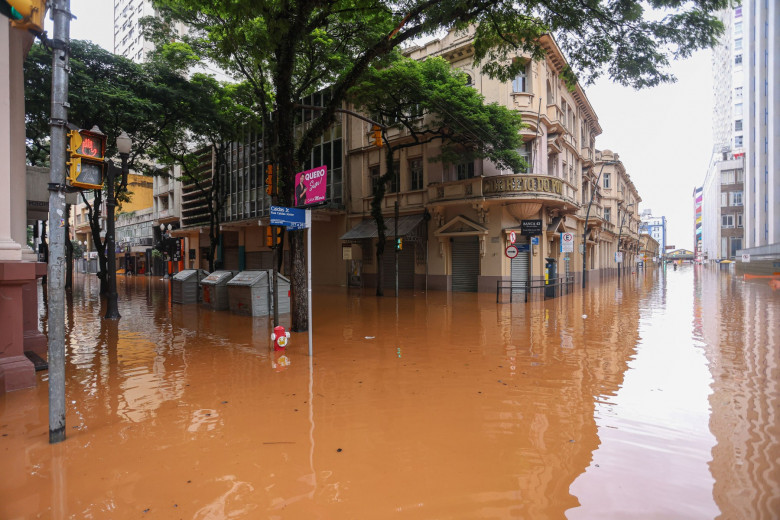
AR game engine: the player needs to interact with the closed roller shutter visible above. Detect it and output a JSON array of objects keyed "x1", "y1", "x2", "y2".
[
  {"x1": 223, "y1": 247, "x2": 240, "y2": 271},
  {"x1": 381, "y1": 242, "x2": 415, "y2": 289},
  {"x1": 451, "y1": 236, "x2": 479, "y2": 292},
  {"x1": 511, "y1": 241, "x2": 529, "y2": 293}
]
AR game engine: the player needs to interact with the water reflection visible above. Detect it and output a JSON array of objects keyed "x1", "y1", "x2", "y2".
[{"x1": 0, "y1": 267, "x2": 777, "y2": 519}]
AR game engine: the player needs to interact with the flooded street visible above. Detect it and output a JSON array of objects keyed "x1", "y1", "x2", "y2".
[{"x1": 1, "y1": 266, "x2": 778, "y2": 519}]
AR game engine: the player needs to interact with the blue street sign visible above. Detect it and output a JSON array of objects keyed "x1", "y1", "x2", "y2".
[
  {"x1": 516, "y1": 243, "x2": 530, "y2": 252},
  {"x1": 531, "y1": 236, "x2": 539, "y2": 245},
  {"x1": 270, "y1": 206, "x2": 310, "y2": 229}
]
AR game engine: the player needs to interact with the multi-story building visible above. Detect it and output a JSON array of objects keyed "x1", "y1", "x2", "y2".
[
  {"x1": 596, "y1": 152, "x2": 642, "y2": 274},
  {"x1": 712, "y1": 5, "x2": 745, "y2": 156},
  {"x1": 339, "y1": 30, "x2": 650, "y2": 292},
  {"x1": 742, "y1": 0, "x2": 778, "y2": 252},
  {"x1": 639, "y1": 209, "x2": 668, "y2": 258},
  {"x1": 113, "y1": 0, "x2": 156, "y2": 63},
  {"x1": 700, "y1": 151, "x2": 744, "y2": 261},
  {"x1": 171, "y1": 30, "x2": 653, "y2": 293},
  {"x1": 693, "y1": 187, "x2": 703, "y2": 261}
]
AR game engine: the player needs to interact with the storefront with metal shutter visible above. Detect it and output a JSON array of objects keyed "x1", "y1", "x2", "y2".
[
  {"x1": 381, "y1": 243, "x2": 415, "y2": 289},
  {"x1": 510, "y1": 239, "x2": 530, "y2": 293},
  {"x1": 451, "y1": 236, "x2": 480, "y2": 292}
]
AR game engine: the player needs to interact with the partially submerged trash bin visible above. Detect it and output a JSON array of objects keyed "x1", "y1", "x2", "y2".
[
  {"x1": 200, "y1": 270, "x2": 236, "y2": 311},
  {"x1": 171, "y1": 269, "x2": 209, "y2": 304},
  {"x1": 227, "y1": 270, "x2": 291, "y2": 316}
]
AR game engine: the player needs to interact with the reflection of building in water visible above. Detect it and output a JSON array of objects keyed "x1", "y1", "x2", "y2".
[{"x1": 697, "y1": 271, "x2": 780, "y2": 518}]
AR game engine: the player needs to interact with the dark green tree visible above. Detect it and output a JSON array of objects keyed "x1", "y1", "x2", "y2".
[
  {"x1": 350, "y1": 55, "x2": 527, "y2": 295},
  {"x1": 142, "y1": 41, "x2": 259, "y2": 272},
  {"x1": 151, "y1": 0, "x2": 725, "y2": 329}
]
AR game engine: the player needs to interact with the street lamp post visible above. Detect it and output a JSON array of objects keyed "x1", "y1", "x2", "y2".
[
  {"x1": 582, "y1": 160, "x2": 617, "y2": 289},
  {"x1": 616, "y1": 202, "x2": 634, "y2": 281},
  {"x1": 105, "y1": 131, "x2": 132, "y2": 320}
]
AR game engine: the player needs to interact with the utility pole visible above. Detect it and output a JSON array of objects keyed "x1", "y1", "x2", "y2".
[{"x1": 47, "y1": 0, "x2": 70, "y2": 444}]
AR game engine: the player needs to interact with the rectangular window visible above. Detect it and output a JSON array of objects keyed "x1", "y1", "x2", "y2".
[
  {"x1": 518, "y1": 142, "x2": 532, "y2": 173},
  {"x1": 409, "y1": 158, "x2": 423, "y2": 191},
  {"x1": 731, "y1": 191, "x2": 743, "y2": 206},
  {"x1": 737, "y1": 213, "x2": 743, "y2": 228},
  {"x1": 735, "y1": 120, "x2": 743, "y2": 131},
  {"x1": 512, "y1": 65, "x2": 528, "y2": 93},
  {"x1": 721, "y1": 170, "x2": 735, "y2": 184},
  {"x1": 456, "y1": 161, "x2": 475, "y2": 180},
  {"x1": 387, "y1": 162, "x2": 400, "y2": 193},
  {"x1": 722, "y1": 214, "x2": 734, "y2": 228},
  {"x1": 735, "y1": 103, "x2": 743, "y2": 116},
  {"x1": 735, "y1": 135, "x2": 743, "y2": 147},
  {"x1": 604, "y1": 208, "x2": 611, "y2": 223},
  {"x1": 736, "y1": 169, "x2": 744, "y2": 182},
  {"x1": 734, "y1": 38, "x2": 742, "y2": 51},
  {"x1": 603, "y1": 172, "x2": 611, "y2": 189},
  {"x1": 735, "y1": 87, "x2": 743, "y2": 99},
  {"x1": 734, "y1": 22, "x2": 742, "y2": 34},
  {"x1": 735, "y1": 54, "x2": 743, "y2": 65},
  {"x1": 721, "y1": 192, "x2": 728, "y2": 206}
]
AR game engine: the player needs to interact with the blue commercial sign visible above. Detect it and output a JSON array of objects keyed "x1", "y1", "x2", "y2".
[{"x1": 270, "y1": 206, "x2": 310, "y2": 230}]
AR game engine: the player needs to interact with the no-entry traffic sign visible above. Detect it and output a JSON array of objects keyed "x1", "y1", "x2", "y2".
[{"x1": 505, "y1": 245, "x2": 519, "y2": 259}]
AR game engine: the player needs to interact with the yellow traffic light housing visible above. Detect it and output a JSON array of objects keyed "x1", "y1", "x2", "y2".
[
  {"x1": 371, "y1": 125, "x2": 383, "y2": 148},
  {"x1": 265, "y1": 226, "x2": 282, "y2": 248},
  {"x1": 265, "y1": 164, "x2": 274, "y2": 196},
  {"x1": 67, "y1": 127, "x2": 106, "y2": 190},
  {"x1": 3, "y1": 0, "x2": 47, "y2": 34}
]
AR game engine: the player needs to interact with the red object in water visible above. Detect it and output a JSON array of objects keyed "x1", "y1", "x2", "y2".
[{"x1": 271, "y1": 325, "x2": 290, "y2": 351}]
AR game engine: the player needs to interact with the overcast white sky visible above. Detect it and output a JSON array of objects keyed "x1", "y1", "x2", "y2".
[{"x1": 59, "y1": 0, "x2": 712, "y2": 250}]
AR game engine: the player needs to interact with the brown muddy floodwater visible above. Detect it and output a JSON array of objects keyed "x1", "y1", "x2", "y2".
[{"x1": 1, "y1": 265, "x2": 778, "y2": 519}]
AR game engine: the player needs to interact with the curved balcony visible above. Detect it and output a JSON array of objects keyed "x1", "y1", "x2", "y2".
[{"x1": 427, "y1": 174, "x2": 580, "y2": 214}]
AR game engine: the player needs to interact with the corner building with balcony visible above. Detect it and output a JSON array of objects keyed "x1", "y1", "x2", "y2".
[{"x1": 342, "y1": 30, "x2": 630, "y2": 292}]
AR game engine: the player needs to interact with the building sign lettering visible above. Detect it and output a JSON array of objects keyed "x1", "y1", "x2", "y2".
[{"x1": 483, "y1": 175, "x2": 563, "y2": 195}]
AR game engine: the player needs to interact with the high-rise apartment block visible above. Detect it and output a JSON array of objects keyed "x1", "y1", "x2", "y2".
[
  {"x1": 113, "y1": 0, "x2": 155, "y2": 63},
  {"x1": 700, "y1": 0, "x2": 776, "y2": 267},
  {"x1": 742, "y1": 0, "x2": 778, "y2": 250}
]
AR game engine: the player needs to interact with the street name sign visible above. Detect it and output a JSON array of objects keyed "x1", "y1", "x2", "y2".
[{"x1": 270, "y1": 206, "x2": 311, "y2": 230}]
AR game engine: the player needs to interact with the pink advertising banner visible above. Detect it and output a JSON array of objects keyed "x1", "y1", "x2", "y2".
[{"x1": 294, "y1": 165, "x2": 328, "y2": 207}]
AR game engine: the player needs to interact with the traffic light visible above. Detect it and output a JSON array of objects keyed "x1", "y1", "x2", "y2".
[
  {"x1": 1, "y1": 0, "x2": 47, "y2": 34},
  {"x1": 264, "y1": 164, "x2": 274, "y2": 196},
  {"x1": 395, "y1": 237, "x2": 403, "y2": 251},
  {"x1": 67, "y1": 126, "x2": 106, "y2": 190},
  {"x1": 371, "y1": 125, "x2": 383, "y2": 148},
  {"x1": 265, "y1": 226, "x2": 282, "y2": 248}
]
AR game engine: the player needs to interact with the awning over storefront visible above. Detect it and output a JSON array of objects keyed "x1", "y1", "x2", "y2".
[{"x1": 340, "y1": 214, "x2": 425, "y2": 241}]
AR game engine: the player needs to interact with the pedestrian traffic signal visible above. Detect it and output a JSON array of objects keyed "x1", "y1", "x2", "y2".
[
  {"x1": 265, "y1": 164, "x2": 274, "y2": 196},
  {"x1": 67, "y1": 126, "x2": 106, "y2": 190},
  {"x1": 1, "y1": 0, "x2": 47, "y2": 34},
  {"x1": 395, "y1": 237, "x2": 403, "y2": 251},
  {"x1": 371, "y1": 125, "x2": 383, "y2": 148}
]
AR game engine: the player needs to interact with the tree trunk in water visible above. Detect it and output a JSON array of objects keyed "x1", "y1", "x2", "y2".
[{"x1": 290, "y1": 229, "x2": 307, "y2": 332}]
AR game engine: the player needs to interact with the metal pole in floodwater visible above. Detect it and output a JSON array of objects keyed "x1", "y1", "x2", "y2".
[
  {"x1": 307, "y1": 209, "x2": 312, "y2": 356},
  {"x1": 48, "y1": 0, "x2": 71, "y2": 444}
]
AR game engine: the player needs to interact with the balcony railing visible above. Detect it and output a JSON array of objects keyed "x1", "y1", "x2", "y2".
[{"x1": 427, "y1": 174, "x2": 578, "y2": 207}]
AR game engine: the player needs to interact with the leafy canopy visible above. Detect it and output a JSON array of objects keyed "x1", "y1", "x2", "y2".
[{"x1": 350, "y1": 55, "x2": 527, "y2": 172}]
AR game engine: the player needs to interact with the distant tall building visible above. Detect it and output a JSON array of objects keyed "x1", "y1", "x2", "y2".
[
  {"x1": 640, "y1": 209, "x2": 667, "y2": 255},
  {"x1": 693, "y1": 187, "x2": 703, "y2": 260},
  {"x1": 711, "y1": 5, "x2": 745, "y2": 156},
  {"x1": 742, "y1": 0, "x2": 778, "y2": 249},
  {"x1": 113, "y1": 0, "x2": 156, "y2": 63},
  {"x1": 699, "y1": 153, "x2": 744, "y2": 261}
]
